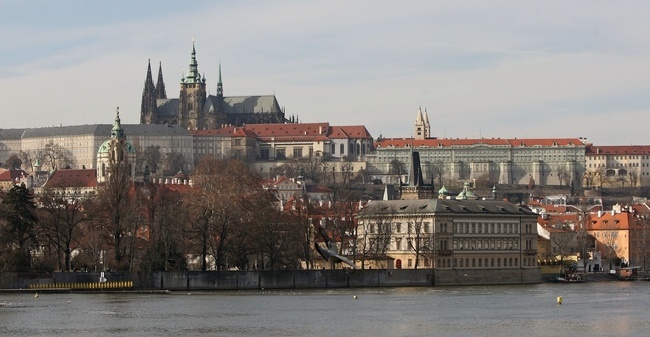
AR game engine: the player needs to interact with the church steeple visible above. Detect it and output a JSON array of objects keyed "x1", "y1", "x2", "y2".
[
  {"x1": 156, "y1": 62, "x2": 166, "y2": 99},
  {"x1": 111, "y1": 107, "x2": 125, "y2": 139},
  {"x1": 413, "y1": 108, "x2": 429, "y2": 139},
  {"x1": 184, "y1": 40, "x2": 203, "y2": 84},
  {"x1": 217, "y1": 62, "x2": 223, "y2": 98},
  {"x1": 179, "y1": 40, "x2": 207, "y2": 130},
  {"x1": 140, "y1": 59, "x2": 157, "y2": 124}
]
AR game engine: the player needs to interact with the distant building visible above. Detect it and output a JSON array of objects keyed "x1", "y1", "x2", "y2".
[
  {"x1": 585, "y1": 145, "x2": 650, "y2": 187},
  {"x1": 141, "y1": 42, "x2": 289, "y2": 130},
  {"x1": 36, "y1": 169, "x2": 98, "y2": 200},
  {"x1": 366, "y1": 108, "x2": 587, "y2": 188},
  {"x1": 0, "y1": 169, "x2": 31, "y2": 191},
  {"x1": 587, "y1": 206, "x2": 646, "y2": 271},
  {"x1": 357, "y1": 199, "x2": 540, "y2": 280}
]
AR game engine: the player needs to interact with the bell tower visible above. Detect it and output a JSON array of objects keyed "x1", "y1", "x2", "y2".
[
  {"x1": 414, "y1": 107, "x2": 430, "y2": 140},
  {"x1": 178, "y1": 40, "x2": 206, "y2": 130}
]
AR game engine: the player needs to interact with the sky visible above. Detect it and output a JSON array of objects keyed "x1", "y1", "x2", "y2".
[{"x1": 1, "y1": 1, "x2": 649, "y2": 146}]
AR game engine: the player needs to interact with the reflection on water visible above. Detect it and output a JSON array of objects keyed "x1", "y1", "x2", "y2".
[{"x1": 1, "y1": 282, "x2": 649, "y2": 336}]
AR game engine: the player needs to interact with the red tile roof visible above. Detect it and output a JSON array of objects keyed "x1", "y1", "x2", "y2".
[
  {"x1": 192, "y1": 123, "x2": 372, "y2": 142},
  {"x1": 376, "y1": 138, "x2": 584, "y2": 148},
  {"x1": 587, "y1": 211, "x2": 636, "y2": 230},
  {"x1": 0, "y1": 169, "x2": 30, "y2": 182},
  {"x1": 328, "y1": 126, "x2": 373, "y2": 139},
  {"x1": 42, "y1": 169, "x2": 97, "y2": 188},
  {"x1": 586, "y1": 145, "x2": 650, "y2": 156}
]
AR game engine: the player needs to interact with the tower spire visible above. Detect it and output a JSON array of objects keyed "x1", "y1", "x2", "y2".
[
  {"x1": 140, "y1": 59, "x2": 157, "y2": 124},
  {"x1": 184, "y1": 40, "x2": 200, "y2": 83},
  {"x1": 217, "y1": 61, "x2": 223, "y2": 98},
  {"x1": 111, "y1": 106, "x2": 125, "y2": 139},
  {"x1": 156, "y1": 61, "x2": 166, "y2": 99}
]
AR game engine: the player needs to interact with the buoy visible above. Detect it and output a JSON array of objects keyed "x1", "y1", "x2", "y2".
[
  {"x1": 557, "y1": 296, "x2": 562, "y2": 305},
  {"x1": 34, "y1": 293, "x2": 39, "y2": 298},
  {"x1": 353, "y1": 295, "x2": 358, "y2": 299}
]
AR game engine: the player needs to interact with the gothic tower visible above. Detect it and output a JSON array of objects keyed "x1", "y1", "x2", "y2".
[
  {"x1": 414, "y1": 107, "x2": 430, "y2": 140},
  {"x1": 155, "y1": 62, "x2": 167, "y2": 100},
  {"x1": 217, "y1": 62, "x2": 223, "y2": 98},
  {"x1": 140, "y1": 60, "x2": 157, "y2": 124},
  {"x1": 178, "y1": 41, "x2": 207, "y2": 130}
]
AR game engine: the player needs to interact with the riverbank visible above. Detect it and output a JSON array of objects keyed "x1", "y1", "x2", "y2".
[{"x1": 1, "y1": 268, "x2": 541, "y2": 291}]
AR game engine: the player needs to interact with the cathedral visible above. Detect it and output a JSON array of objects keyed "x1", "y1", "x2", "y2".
[{"x1": 140, "y1": 42, "x2": 290, "y2": 130}]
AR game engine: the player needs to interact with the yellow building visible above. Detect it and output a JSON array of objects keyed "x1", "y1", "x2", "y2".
[{"x1": 357, "y1": 199, "x2": 539, "y2": 272}]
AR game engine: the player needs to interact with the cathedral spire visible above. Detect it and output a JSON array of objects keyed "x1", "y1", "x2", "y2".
[
  {"x1": 140, "y1": 59, "x2": 157, "y2": 124},
  {"x1": 156, "y1": 61, "x2": 166, "y2": 99},
  {"x1": 184, "y1": 40, "x2": 200, "y2": 83},
  {"x1": 217, "y1": 61, "x2": 223, "y2": 98}
]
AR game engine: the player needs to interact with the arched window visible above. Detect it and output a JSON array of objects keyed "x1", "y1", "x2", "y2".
[
  {"x1": 340, "y1": 143, "x2": 345, "y2": 155},
  {"x1": 331, "y1": 143, "x2": 336, "y2": 154},
  {"x1": 515, "y1": 258, "x2": 518, "y2": 266},
  {"x1": 396, "y1": 259, "x2": 402, "y2": 269}
]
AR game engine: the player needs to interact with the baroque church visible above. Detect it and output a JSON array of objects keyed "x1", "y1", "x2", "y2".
[{"x1": 140, "y1": 42, "x2": 290, "y2": 130}]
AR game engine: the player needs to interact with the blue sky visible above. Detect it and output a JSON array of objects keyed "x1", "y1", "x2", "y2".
[{"x1": 2, "y1": 1, "x2": 649, "y2": 145}]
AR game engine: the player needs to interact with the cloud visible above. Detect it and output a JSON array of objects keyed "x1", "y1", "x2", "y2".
[{"x1": 1, "y1": 1, "x2": 649, "y2": 145}]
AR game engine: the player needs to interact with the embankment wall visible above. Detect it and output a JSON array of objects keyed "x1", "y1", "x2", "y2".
[{"x1": 1, "y1": 268, "x2": 541, "y2": 290}]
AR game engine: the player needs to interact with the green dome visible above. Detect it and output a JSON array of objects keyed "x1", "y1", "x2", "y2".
[{"x1": 98, "y1": 139, "x2": 136, "y2": 154}]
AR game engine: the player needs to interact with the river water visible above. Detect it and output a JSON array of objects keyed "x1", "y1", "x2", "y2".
[{"x1": 1, "y1": 282, "x2": 648, "y2": 337}]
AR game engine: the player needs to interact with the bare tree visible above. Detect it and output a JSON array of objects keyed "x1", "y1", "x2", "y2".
[
  {"x1": 94, "y1": 148, "x2": 136, "y2": 271},
  {"x1": 628, "y1": 168, "x2": 639, "y2": 188},
  {"x1": 357, "y1": 202, "x2": 394, "y2": 269},
  {"x1": 37, "y1": 185, "x2": 92, "y2": 271},
  {"x1": 165, "y1": 152, "x2": 184, "y2": 175},
  {"x1": 556, "y1": 166, "x2": 570, "y2": 189},
  {"x1": 137, "y1": 182, "x2": 189, "y2": 271},
  {"x1": 427, "y1": 160, "x2": 446, "y2": 188},
  {"x1": 187, "y1": 158, "x2": 263, "y2": 271},
  {"x1": 43, "y1": 141, "x2": 75, "y2": 170},
  {"x1": 20, "y1": 149, "x2": 45, "y2": 172},
  {"x1": 597, "y1": 220, "x2": 624, "y2": 271},
  {"x1": 389, "y1": 159, "x2": 407, "y2": 185},
  {"x1": 5, "y1": 153, "x2": 22, "y2": 169},
  {"x1": 142, "y1": 145, "x2": 162, "y2": 174},
  {"x1": 406, "y1": 215, "x2": 431, "y2": 270},
  {"x1": 548, "y1": 227, "x2": 577, "y2": 276}
]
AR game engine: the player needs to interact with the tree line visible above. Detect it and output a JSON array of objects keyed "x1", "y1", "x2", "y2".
[{"x1": 0, "y1": 157, "x2": 366, "y2": 273}]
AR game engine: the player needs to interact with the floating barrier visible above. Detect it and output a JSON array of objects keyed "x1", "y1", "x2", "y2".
[{"x1": 29, "y1": 281, "x2": 134, "y2": 290}]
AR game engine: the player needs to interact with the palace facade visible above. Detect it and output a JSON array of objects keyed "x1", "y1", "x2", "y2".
[
  {"x1": 356, "y1": 198, "x2": 541, "y2": 283},
  {"x1": 365, "y1": 108, "x2": 587, "y2": 189}
]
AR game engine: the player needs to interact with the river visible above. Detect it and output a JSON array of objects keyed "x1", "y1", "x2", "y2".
[{"x1": 1, "y1": 282, "x2": 648, "y2": 337}]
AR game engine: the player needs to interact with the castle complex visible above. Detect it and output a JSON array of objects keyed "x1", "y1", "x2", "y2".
[{"x1": 140, "y1": 42, "x2": 289, "y2": 130}]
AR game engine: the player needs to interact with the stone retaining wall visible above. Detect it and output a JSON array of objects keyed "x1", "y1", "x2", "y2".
[{"x1": 1, "y1": 268, "x2": 541, "y2": 290}]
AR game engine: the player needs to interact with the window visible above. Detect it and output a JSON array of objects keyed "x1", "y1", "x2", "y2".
[
  {"x1": 395, "y1": 238, "x2": 402, "y2": 250},
  {"x1": 293, "y1": 148, "x2": 303, "y2": 158},
  {"x1": 276, "y1": 148, "x2": 286, "y2": 159},
  {"x1": 331, "y1": 143, "x2": 336, "y2": 154},
  {"x1": 340, "y1": 144, "x2": 345, "y2": 154},
  {"x1": 396, "y1": 224, "x2": 401, "y2": 233},
  {"x1": 260, "y1": 148, "x2": 269, "y2": 160}
]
